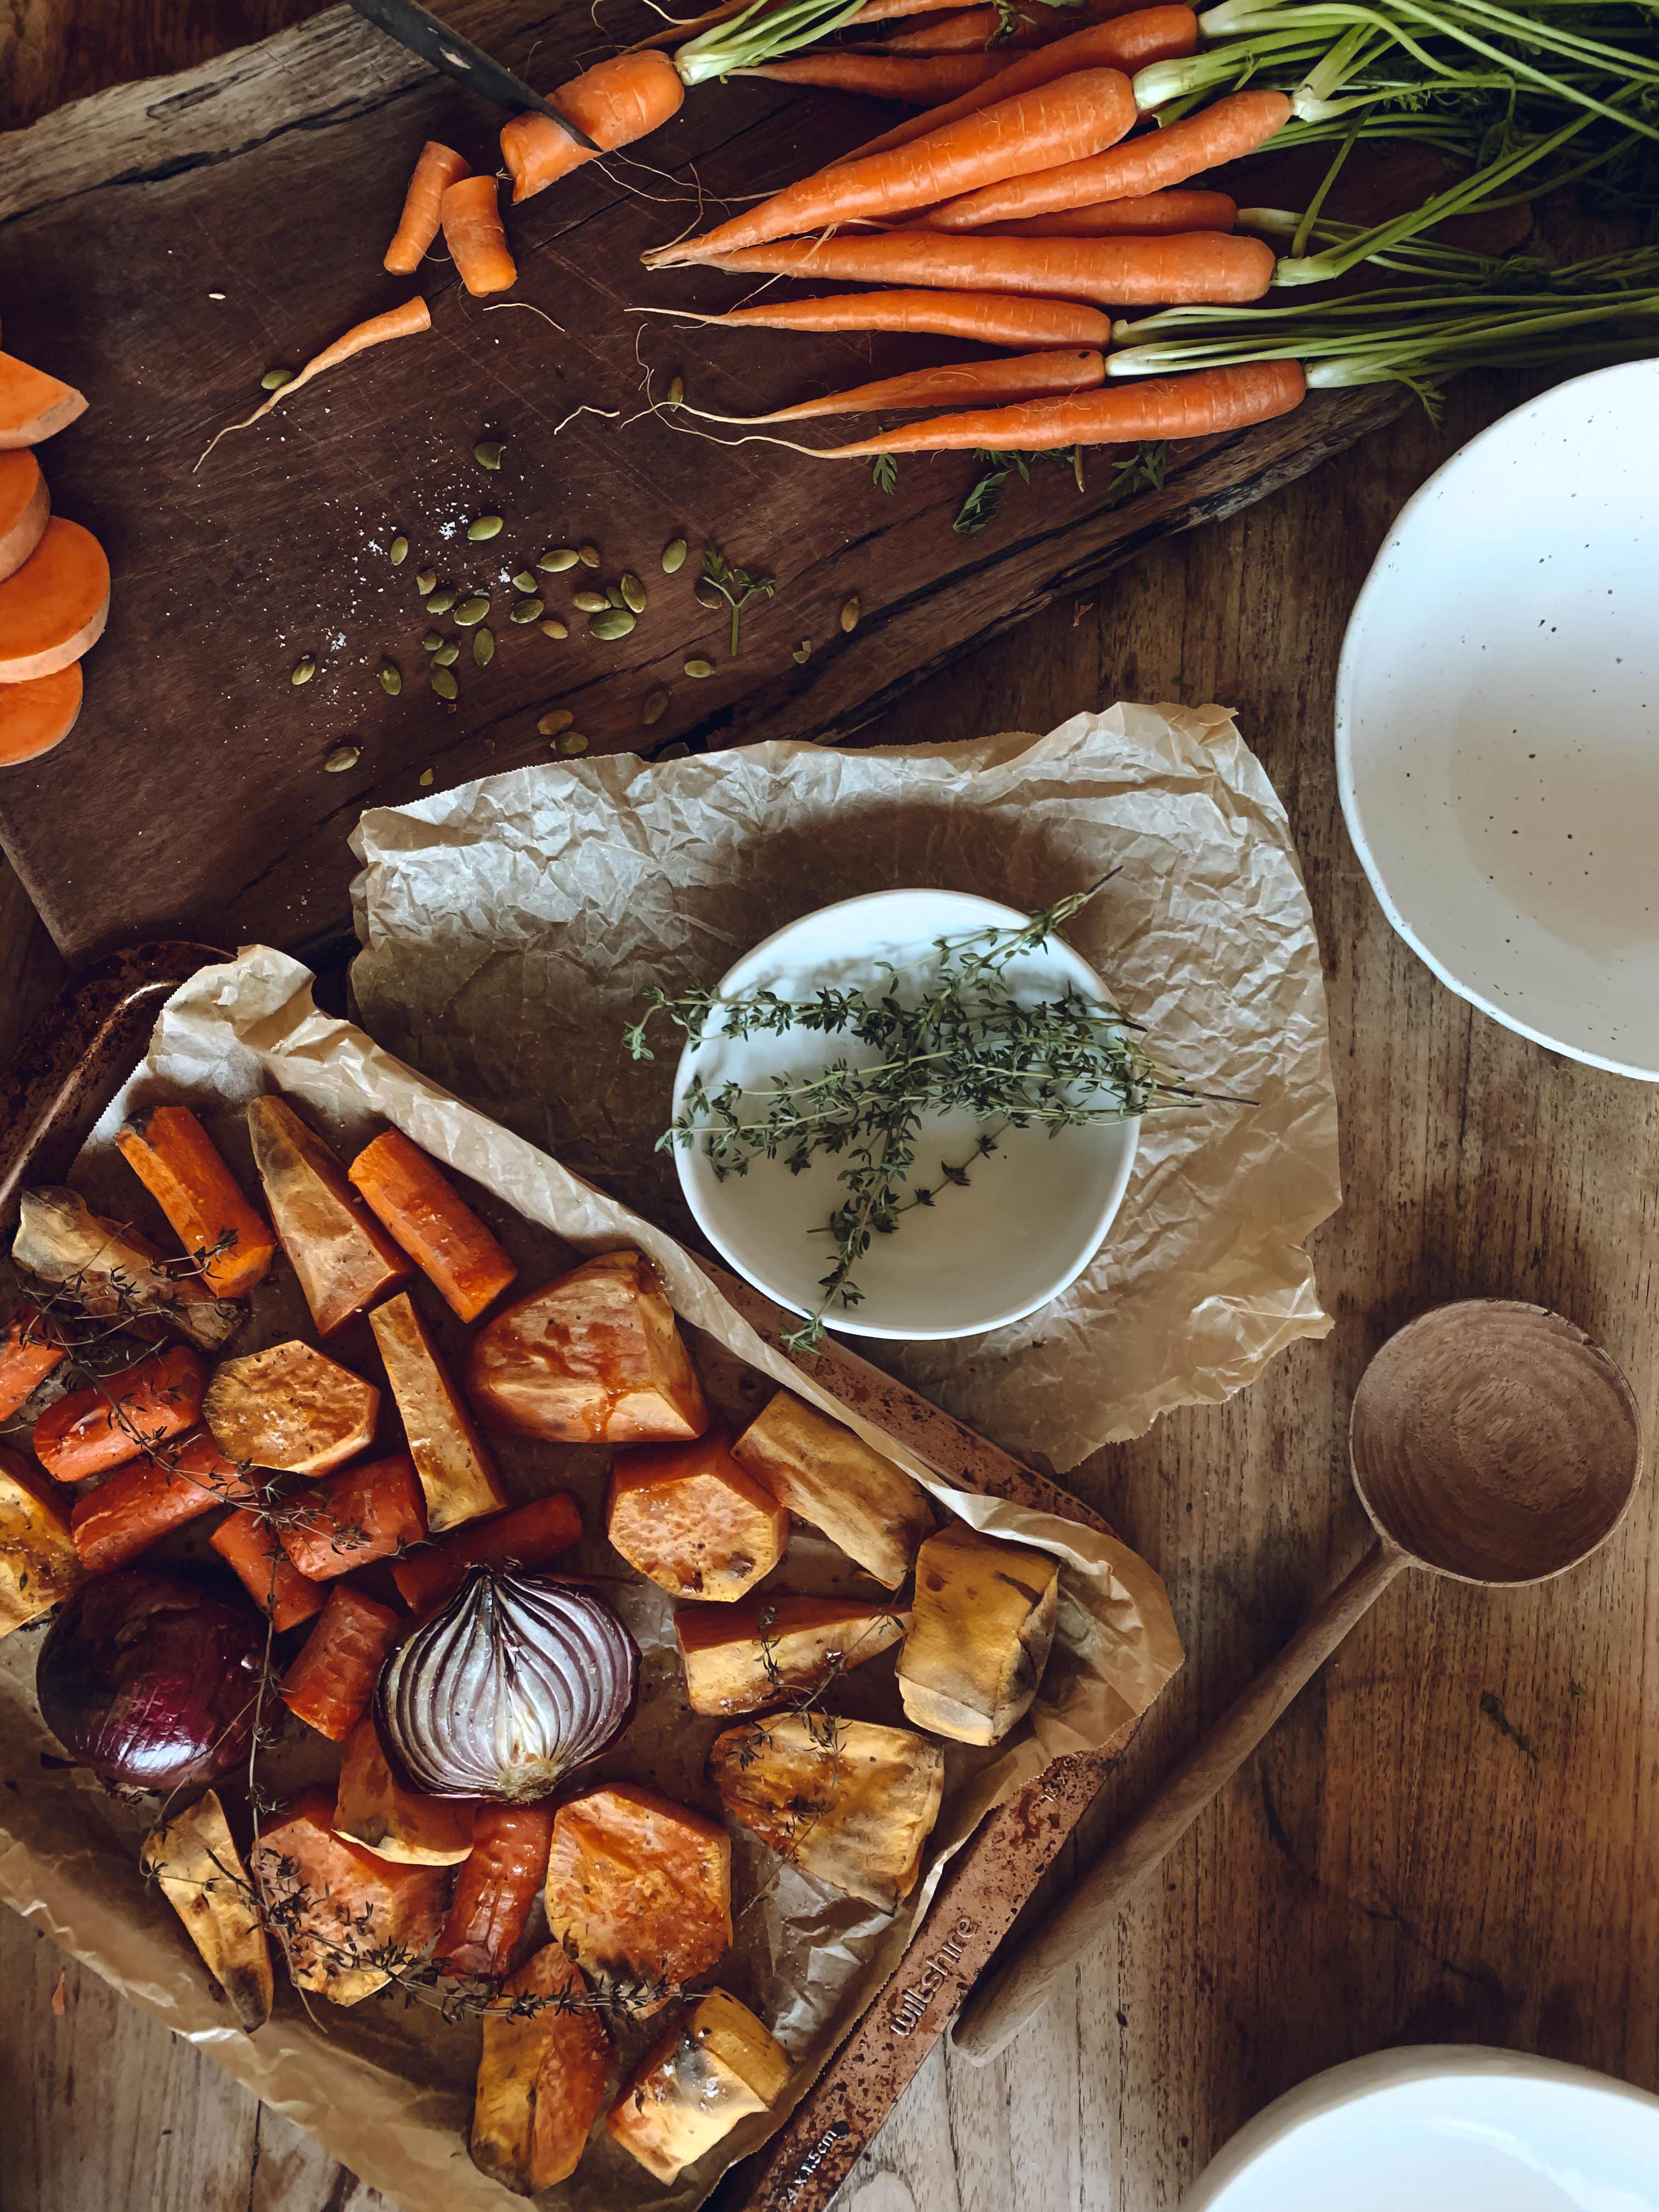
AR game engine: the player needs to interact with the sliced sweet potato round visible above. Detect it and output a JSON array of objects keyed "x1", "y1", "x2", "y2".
[
  {"x1": 0, "y1": 517, "x2": 110, "y2": 682},
  {"x1": 0, "y1": 352, "x2": 88, "y2": 449},
  {"x1": 544, "y1": 1782, "x2": 730, "y2": 2008},
  {"x1": 0, "y1": 452, "x2": 48, "y2": 584},
  {"x1": 606, "y1": 1427, "x2": 788, "y2": 1600},
  {"x1": 0, "y1": 663, "x2": 82, "y2": 767}
]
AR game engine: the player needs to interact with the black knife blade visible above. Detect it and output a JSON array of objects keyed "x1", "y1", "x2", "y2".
[{"x1": 348, "y1": 0, "x2": 600, "y2": 150}]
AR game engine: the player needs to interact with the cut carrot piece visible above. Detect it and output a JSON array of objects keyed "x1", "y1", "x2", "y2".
[
  {"x1": 391, "y1": 1491, "x2": 583, "y2": 1613},
  {"x1": 347, "y1": 1130, "x2": 516, "y2": 1322},
  {"x1": 385, "y1": 139, "x2": 470, "y2": 274},
  {"x1": 371, "y1": 1291, "x2": 508, "y2": 1533},
  {"x1": 606, "y1": 1428, "x2": 787, "y2": 1601},
  {"x1": 69, "y1": 1427, "x2": 253, "y2": 1573},
  {"x1": 435, "y1": 1804, "x2": 554, "y2": 1978},
  {"x1": 278, "y1": 1454, "x2": 427, "y2": 1581},
  {"x1": 281, "y1": 1582, "x2": 403, "y2": 1741},
  {"x1": 115, "y1": 1105, "x2": 275, "y2": 1299},
  {"x1": 247, "y1": 1095, "x2": 410, "y2": 1335},
  {"x1": 0, "y1": 517, "x2": 110, "y2": 683},
  {"x1": 32, "y1": 1345, "x2": 206, "y2": 1485},
  {"x1": 441, "y1": 176, "x2": 517, "y2": 298},
  {"x1": 0, "y1": 1302, "x2": 66, "y2": 1420},
  {"x1": 0, "y1": 663, "x2": 82, "y2": 766},
  {"x1": 335, "y1": 1717, "x2": 475, "y2": 1864},
  {"x1": 252, "y1": 1785, "x2": 449, "y2": 2005},
  {"x1": 500, "y1": 50, "x2": 685, "y2": 205},
  {"x1": 211, "y1": 1506, "x2": 325, "y2": 1631},
  {"x1": 0, "y1": 451, "x2": 48, "y2": 583},
  {"x1": 0, "y1": 352, "x2": 88, "y2": 448}
]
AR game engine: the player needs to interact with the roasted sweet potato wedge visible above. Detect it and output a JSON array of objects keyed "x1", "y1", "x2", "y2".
[
  {"x1": 608, "y1": 1987, "x2": 790, "y2": 2184},
  {"x1": 730, "y1": 1388, "x2": 933, "y2": 1589},
  {"x1": 471, "y1": 1943, "x2": 611, "y2": 2194},
  {"x1": 334, "y1": 1719, "x2": 475, "y2": 1865},
  {"x1": 466, "y1": 1249, "x2": 708, "y2": 1444},
  {"x1": 246, "y1": 1096, "x2": 410, "y2": 1335},
  {"x1": 607, "y1": 1429, "x2": 787, "y2": 1601},
  {"x1": 544, "y1": 1783, "x2": 730, "y2": 2009},
  {"x1": 370, "y1": 1291, "x2": 507, "y2": 1533},
  {"x1": 251, "y1": 1785, "x2": 450, "y2": 2005},
  {"x1": 116, "y1": 1104, "x2": 276, "y2": 1300},
  {"x1": 141, "y1": 1788, "x2": 273, "y2": 2033},
  {"x1": 202, "y1": 1339, "x2": 379, "y2": 1476},
  {"x1": 676, "y1": 1594, "x2": 908, "y2": 1717},
  {"x1": 898, "y1": 1523, "x2": 1059, "y2": 1746},
  {"x1": 12, "y1": 1186, "x2": 242, "y2": 1351},
  {"x1": 0, "y1": 1443, "x2": 82, "y2": 1635},
  {"x1": 710, "y1": 1713, "x2": 945, "y2": 1913},
  {"x1": 0, "y1": 1301, "x2": 66, "y2": 1421}
]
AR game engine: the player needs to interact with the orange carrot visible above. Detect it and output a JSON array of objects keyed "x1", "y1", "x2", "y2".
[
  {"x1": 433, "y1": 1804, "x2": 554, "y2": 1977},
  {"x1": 384, "y1": 140, "x2": 470, "y2": 275},
  {"x1": 32, "y1": 1346, "x2": 206, "y2": 1486},
  {"x1": 346, "y1": 1130, "x2": 516, "y2": 1322},
  {"x1": 735, "y1": 53, "x2": 1005, "y2": 98},
  {"x1": 501, "y1": 51, "x2": 685, "y2": 205},
  {"x1": 442, "y1": 176, "x2": 517, "y2": 298},
  {"x1": 806, "y1": 359, "x2": 1307, "y2": 453},
  {"x1": 279, "y1": 1454, "x2": 427, "y2": 1582},
  {"x1": 0, "y1": 665, "x2": 82, "y2": 766},
  {"x1": 70, "y1": 1429, "x2": 252, "y2": 1575},
  {"x1": 851, "y1": 0, "x2": 1012, "y2": 19},
  {"x1": 194, "y1": 296, "x2": 431, "y2": 470},
  {"x1": 0, "y1": 450, "x2": 48, "y2": 584},
  {"x1": 689, "y1": 229, "x2": 1275, "y2": 304},
  {"x1": 281, "y1": 1583, "x2": 403, "y2": 1741},
  {"x1": 0, "y1": 352, "x2": 87, "y2": 449},
  {"x1": 919, "y1": 86, "x2": 1291, "y2": 229},
  {"x1": 974, "y1": 186, "x2": 1236, "y2": 235},
  {"x1": 116, "y1": 1104, "x2": 276, "y2": 1300},
  {"x1": 211, "y1": 1506, "x2": 326, "y2": 1632},
  {"x1": 689, "y1": 346, "x2": 1105, "y2": 424},
  {"x1": 0, "y1": 518, "x2": 109, "y2": 684},
  {"x1": 637, "y1": 288, "x2": 1114, "y2": 346},
  {"x1": 645, "y1": 69, "x2": 1137, "y2": 267},
  {"x1": 870, "y1": 0, "x2": 1160, "y2": 40},
  {"x1": 390, "y1": 1491, "x2": 585, "y2": 1613},
  {"x1": 0, "y1": 1303, "x2": 65, "y2": 1420}
]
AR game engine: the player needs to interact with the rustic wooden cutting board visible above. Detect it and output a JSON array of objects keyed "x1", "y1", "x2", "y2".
[{"x1": 0, "y1": 0, "x2": 1408, "y2": 966}]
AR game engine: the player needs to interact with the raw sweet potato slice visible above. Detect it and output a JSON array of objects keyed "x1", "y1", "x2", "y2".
[
  {"x1": 0, "y1": 351, "x2": 88, "y2": 447},
  {"x1": 70, "y1": 1428, "x2": 253, "y2": 1573},
  {"x1": 435, "y1": 1804, "x2": 554, "y2": 1979},
  {"x1": 391, "y1": 1491, "x2": 583, "y2": 1613},
  {"x1": 898, "y1": 1522, "x2": 1059, "y2": 1745},
  {"x1": 278, "y1": 1453, "x2": 426, "y2": 1579},
  {"x1": 731, "y1": 1387, "x2": 933, "y2": 1589},
  {"x1": 347, "y1": 1130, "x2": 517, "y2": 1321},
  {"x1": 371, "y1": 1291, "x2": 507, "y2": 1533},
  {"x1": 472, "y1": 1944, "x2": 611, "y2": 2193},
  {"x1": 246, "y1": 1095, "x2": 410, "y2": 1335},
  {"x1": 0, "y1": 1301, "x2": 66, "y2": 1420},
  {"x1": 32, "y1": 1345, "x2": 206, "y2": 1484},
  {"x1": 141, "y1": 1788, "x2": 273, "y2": 2032},
  {"x1": 0, "y1": 1443, "x2": 82, "y2": 1636},
  {"x1": 252, "y1": 1784, "x2": 449, "y2": 2005},
  {"x1": 0, "y1": 517, "x2": 109, "y2": 682},
  {"x1": 203, "y1": 1339, "x2": 379, "y2": 1476},
  {"x1": 466, "y1": 1248, "x2": 709, "y2": 1444},
  {"x1": 607, "y1": 1427, "x2": 787, "y2": 1600},
  {"x1": 12, "y1": 1186, "x2": 242, "y2": 1351},
  {"x1": 0, "y1": 450, "x2": 48, "y2": 582},
  {"x1": 0, "y1": 663, "x2": 82, "y2": 765},
  {"x1": 544, "y1": 1783, "x2": 731, "y2": 2008},
  {"x1": 608, "y1": 1988, "x2": 790, "y2": 2185},
  {"x1": 280, "y1": 1583, "x2": 402, "y2": 1741},
  {"x1": 116, "y1": 1105, "x2": 276, "y2": 1299},
  {"x1": 210, "y1": 1506, "x2": 325, "y2": 1632},
  {"x1": 334, "y1": 1718, "x2": 475, "y2": 1865},
  {"x1": 676, "y1": 1593, "x2": 908, "y2": 1717}
]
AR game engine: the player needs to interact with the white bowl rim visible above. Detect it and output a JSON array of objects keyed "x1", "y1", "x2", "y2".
[
  {"x1": 1334, "y1": 357, "x2": 1659, "y2": 1084},
  {"x1": 669, "y1": 886, "x2": 1139, "y2": 1341}
]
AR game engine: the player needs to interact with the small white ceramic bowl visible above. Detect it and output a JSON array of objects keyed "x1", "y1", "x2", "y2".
[
  {"x1": 670, "y1": 888, "x2": 1139, "y2": 1341},
  {"x1": 1336, "y1": 359, "x2": 1659, "y2": 1079},
  {"x1": 1183, "y1": 2046, "x2": 1659, "y2": 2211}
]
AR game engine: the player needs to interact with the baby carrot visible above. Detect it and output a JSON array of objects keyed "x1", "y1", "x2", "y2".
[
  {"x1": 501, "y1": 50, "x2": 685, "y2": 204},
  {"x1": 195, "y1": 297, "x2": 431, "y2": 469},
  {"x1": 0, "y1": 1303, "x2": 65, "y2": 1420},
  {"x1": 383, "y1": 140, "x2": 470, "y2": 275},
  {"x1": 687, "y1": 347, "x2": 1106, "y2": 423},
  {"x1": 635, "y1": 289, "x2": 1115, "y2": 346},
  {"x1": 346, "y1": 1130, "x2": 516, "y2": 1322},
  {"x1": 690, "y1": 229, "x2": 1276, "y2": 304},
  {"x1": 735, "y1": 54, "x2": 1005, "y2": 99},
  {"x1": 211, "y1": 1507, "x2": 326, "y2": 1632},
  {"x1": 116, "y1": 1103, "x2": 276, "y2": 1299},
  {"x1": 442, "y1": 176, "x2": 517, "y2": 298},
  {"x1": 974, "y1": 188, "x2": 1238, "y2": 236}
]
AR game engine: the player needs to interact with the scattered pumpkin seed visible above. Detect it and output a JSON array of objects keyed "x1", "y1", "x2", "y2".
[
  {"x1": 693, "y1": 579, "x2": 723, "y2": 611},
  {"x1": 539, "y1": 617, "x2": 569, "y2": 641},
  {"x1": 261, "y1": 366, "x2": 296, "y2": 392},
  {"x1": 538, "y1": 548, "x2": 579, "y2": 573},
  {"x1": 389, "y1": 534, "x2": 409, "y2": 566},
  {"x1": 840, "y1": 595, "x2": 860, "y2": 634},
  {"x1": 323, "y1": 744, "x2": 360, "y2": 773},
  {"x1": 538, "y1": 709, "x2": 575, "y2": 738},
  {"x1": 419, "y1": 768, "x2": 435, "y2": 787},
  {"x1": 424, "y1": 588, "x2": 457, "y2": 615},
  {"x1": 378, "y1": 659, "x2": 402, "y2": 696},
  {"x1": 433, "y1": 642, "x2": 460, "y2": 667},
  {"x1": 416, "y1": 567, "x2": 437, "y2": 594},
  {"x1": 641, "y1": 686, "x2": 670, "y2": 726},
  {"x1": 654, "y1": 740, "x2": 691, "y2": 762},
  {"x1": 572, "y1": 589, "x2": 609, "y2": 614},
  {"x1": 512, "y1": 570, "x2": 537, "y2": 594},
  {"x1": 432, "y1": 667, "x2": 459, "y2": 701},
  {"x1": 684, "y1": 656, "x2": 715, "y2": 679},
  {"x1": 667, "y1": 375, "x2": 685, "y2": 407},
  {"x1": 467, "y1": 515, "x2": 504, "y2": 541},
  {"x1": 661, "y1": 537, "x2": 688, "y2": 574},
  {"x1": 792, "y1": 639, "x2": 812, "y2": 664},
  {"x1": 474, "y1": 441, "x2": 505, "y2": 471},
  {"x1": 620, "y1": 572, "x2": 647, "y2": 614},
  {"x1": 455, "y1": 595, "x2": 491, "y2": 627},
  {"x1": 557, "y1": 731, "x2": 589, "y2": 757},
  {"x1": 291, "y1": 653, "x2": 316, "y2": 685},
  {"x1": 422, "y1": 630, "x2": 444, "y2": 652},
  {"x1": 605, "y1": 583, "x2": 628, "y2": 611},
  {"x1": 510, "y1": 597, "x2": 545, "y2": 624},
  {"x1": 473, "y1": 627, "x2": 495, "y2": 668},
  {"x1": 577, "y1": 542, "x2": 601, "y2": 568},
  {"x1": 590, "y1": 608, "x2": 636, "y2": 641}
]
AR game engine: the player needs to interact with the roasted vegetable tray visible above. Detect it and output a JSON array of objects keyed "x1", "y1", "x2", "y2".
[{"x1": 0, "y1": 942, "x2": 1159, "y2": 2212}]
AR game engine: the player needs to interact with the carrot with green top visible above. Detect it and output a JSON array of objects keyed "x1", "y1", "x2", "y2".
[
  {"x1": 684, "y1": 347, "x2": 1106, "y2": 424},
  {"x1": 634, "y1": 289, "x2": 1114, "y2": 346},
  {"x1": 973, "y1": 187, "x2": 1237, "y2": 235},
  {"x1": 384, "y1": 140, "x2": 470, "y2": 274},
  {"x1": 735, "y1": 53, "x2": 1004, "y2": 98},
  {"x1": 501, "y1": 50, "x2": 685, "y2": 204}
]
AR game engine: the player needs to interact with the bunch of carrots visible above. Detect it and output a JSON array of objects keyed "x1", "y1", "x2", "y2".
[{"x1": 0, "y1": 349, "x2": 106, "y2": 768}]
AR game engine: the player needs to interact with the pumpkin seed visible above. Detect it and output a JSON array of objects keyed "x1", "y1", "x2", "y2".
[
  {"x1": 510, "y1": 597, "x2": 544, "y2": 624},
  {"x1": 423, "y1": 631, "x2": 444, "y2": 652},
  {"x1": 424, "y1": 588, "x2": 457, "y2": 615},
  {"x1": 661, "y1": 537, "x2": 687, "y2": 574},
  {"x1": 577, "y1": 542, "x2": 601, "y2": 568},
  {"x1": 590, "y1": 608, "x2": 636, "y2": 640},
  {"x1": 572, "y1": 589, "x2": 608, "y2": 614},
  {"x1": 605, "y1": 583, "x2": 628, "y2": 611},
  {"x1": 416, "y1": 567, "x2": 437, "y2": 594},
  {"x1": 432, "y1": 667, "x2": 459, "y2": 701},
  {"x1": 792, "y1": 639, "x2": 812, "y2": 664},
  {"x1": 683, "y1": 656, "x2": 715, "y2": 679},
  {"x1": 474, "y1": 441, "x2": 505, "y2": 470},
  {"x1": 434, "y1": 642, "x2": 460, "y2": 667},
  {"x1": 419, "y1": 768, "x2": 435, "y2": 787},
  {"x1": 291, "y1": 653, "x2": 316, "y2": 685},
  {"x1": 667, "y1": 375, "x2": 685, "y2": 407},
  {"x1": 693, "y1": 579, "x2": 723, "y2": 611},
  {"x1": 840, "y1": 595, "x2": 860, "y2": 634},
  {"x1": 378, "y1": 659, "x2": 402, "y2": 696},
  {"x1": 655, "y1": 740, "x2": 691, "y2": 761},
  {"x1": 641, "y1": 686, "x2": 670, "y2": 726},
  {"x1": 512, "y1": 570, "x2": 537, "y2": 594},
  {"x1": 539, "y1": 617, "x2": 569, "y2": 641},
  {"x1": 557, "y1": 731, "x2": 589, "y2": 757},
  {"x1": 467, "y1": 515, "x2": 504, "y2": 541},
  {"x1": 323, "y1": 744, "x2": 360, "y2": 773},
  {"x1": 455, "y1": 595, "x2": 491, "y2": 627},
  {"x1": 261, "y1": 366, "x2": 296, "y2": 392},
  {"x1": 620, "y1": 572, "x2": 647, "y2": 614},
  {"x1": 388, "y1": 534, "x2": 409, "y2": 566},
  {"x1": 538, "y1": 709, "x2": 574, "y2": 738},
  {"x1": 538, "y1": 549, "x2": 579, "y2": 573},
  {"x1": 473, "y1": 627, "x2": 495, "y2": 668}
]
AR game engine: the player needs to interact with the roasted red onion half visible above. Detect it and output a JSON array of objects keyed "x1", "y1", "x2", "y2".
[
  {"x1": 36, "y1": 1565, "x2": 266, "y2": 1792},
  {"x1": 376, "y1": 1566, "x2": 639, "y2": 1802}
]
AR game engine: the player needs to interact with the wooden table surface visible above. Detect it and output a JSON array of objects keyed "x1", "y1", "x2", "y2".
[{"x1": 5, "y1": 13, "x2": 1658, "y2": 2212}]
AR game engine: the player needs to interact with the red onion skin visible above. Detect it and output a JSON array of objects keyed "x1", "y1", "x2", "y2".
[{"x1": 36, "y1": 1566, "x2": 267, "y2": 1792}]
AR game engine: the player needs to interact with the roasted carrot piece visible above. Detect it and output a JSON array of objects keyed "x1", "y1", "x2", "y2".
[
  {"x1": 70, "y1": 1429, "x2": 253, "y2": 1574},
  {"x1": 434, "y1": 1804, "x2": 555, "y2": 1978},
  {"x1": 0, "y1": 1302, "x2": 66, "y2": 1420},
  {"x1": 390, "y1": 1491, "x2": 584, "y2": 1613},
  {"x1": 0, "y1": 450, "x2": 48, "y2": 584},
  {"x1": 347, "y1": 1131, "x2": 517, "y2": 1322},
  {"x1": 211, "y1": 1506, "x2": 325, "y2": 1632},
  {"x1": 0, "y1": 351, "x2": 88, "y2": 448},
  {"x1": 281, "y1": 1582, "x2": 403, "y2": 1741},
  {"x1": 278, "y1": 1454, "x2": 428, "y2": 1582},
  {"x1": 384, "y1": 139, "x2": 470, "y2": 274},
  {"x1": 500, "y1": 50, "x2": 685, "y2": 204},
  {"x1": 0, "y1": 665, "x2": 82, "y2": 766},
  {"x1": 735, "y1": 53, "x2": 1003, "y2": 97},
  {"x1": 441, "y1": 176, "x2": 517, "y2": 298},
  {"x1": 648, "y1": 290, "x2": 1114, "y2": 347},
  {"x1": 693, "y1": 229, "x2": 1274, "y2": 306},
  {"x1": 0, "y1": 517, "x2": 110, "y2": 683},
  {"x1": 195, "y1": 297, "x2": 431, "y2": 470},
  {"x1": 115, "y1": 1104, "x2": 276, "y2": 1299},
  {"x1": 31, "y1": 1346, "x2": 206, "y2": 1485},
  {"x1": 689, "y1": 347, "x2": 1105, "y2": 426}
]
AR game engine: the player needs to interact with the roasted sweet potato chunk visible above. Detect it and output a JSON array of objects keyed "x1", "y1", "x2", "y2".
[
  {"x1": 202, "y1": 1339, "x2": 379, "y2": 1476},
  {"x1": 370, "y1": 1291, "x2": 506, "y2": 1533},
  {"x1": 116, "y1": 1104, "x2": 276, "y2": 1299},
  {"x1": 12, "y1": 1186, "x2": 242, "y2": 1351},
  {"x1": 466, "y1": 1249, "x2": 708, "y2": 1444},
  {"x1": 676, "y1": 1594, "x2": 907, "y2": 1717},
  {"x1": 608, "y1": 1988, "x2": 790, "y2": 2184},
  {"x1": 731, "y1": 1387, "x2": 933, "y2": 1589},
  {"x1": 710, "y1": 1713, "x2": 944, "y2": 1913},
  {"x1": 607, "y1": 1429, "x2": 787, "y2": 1601},
  {"x1": 334, "y1": 1719, "x2": 475, "y2": 1865},
  {"x1": 142, "y1": 1788, "x2": 273, "y2": 2032},
  {"x1": 246, "y1": 1096, "x2": 410, "y2": 1335},
  {"x1": 898, "y1": 1523, "x2": 1059, "y2": 1745},
  {"x1": 0, "y1": 1301, "x2": 66, "y2": 1420},
  {"x1": 0, "y1": 1443, "x2": 81, "y2": 1635},
  {"x1": 471, "y1": 1944, "x2": 610, "y2": 2194},
  {"x1": 544, "y1": 1784, "x2": 730, "y2": 2008},
  {"x1": 252, "y1": 1785, "x2": 450, "y2": 2005}
]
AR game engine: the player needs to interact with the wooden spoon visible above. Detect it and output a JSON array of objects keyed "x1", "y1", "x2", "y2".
[{"x1": 951, "y1": 1299, "x2": 1644, "y2": 2065}]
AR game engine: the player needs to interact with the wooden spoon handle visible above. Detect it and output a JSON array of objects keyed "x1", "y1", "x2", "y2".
[{"x1": 951, "y1": 1539, "x2": 1407, "y2": 2065}]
